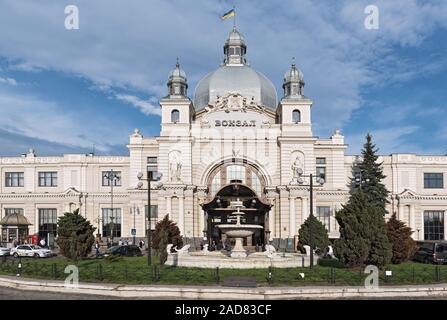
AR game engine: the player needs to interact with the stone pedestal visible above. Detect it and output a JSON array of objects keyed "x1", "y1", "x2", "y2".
[{"x1": 230, "y1": 237, "x2": 247, "y2": 258}]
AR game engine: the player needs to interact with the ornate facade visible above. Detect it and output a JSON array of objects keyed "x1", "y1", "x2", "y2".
[{"x1": 1, "y1": 27, "x2": 446, "y2": 249}]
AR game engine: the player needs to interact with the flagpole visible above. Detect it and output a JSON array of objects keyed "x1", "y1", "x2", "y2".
[{"x1": 233, "y1": 5, "x2": 236, "y2": 29}]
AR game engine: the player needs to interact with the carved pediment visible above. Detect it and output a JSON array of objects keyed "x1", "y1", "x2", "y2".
[
  {"x1": 204, "y1": 93, "x2": 265, "y2": 114},
  {"x1": 63, "y1": 187, "x2": 82, "y2": 196},
  {"x1": 398, "y1": 188, "x2": 418, "y2": 198}
]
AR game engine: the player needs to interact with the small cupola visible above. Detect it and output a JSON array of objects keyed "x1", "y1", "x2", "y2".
[
  {"x1": 283, "y1": 59, "x2": 305, "y2": 98},
  {"x1": 223, "y1": 26, "x2": 247, "y2": 66},
  {"x1": 167, "y1": 58, "x2": 188, "y2": 97}
]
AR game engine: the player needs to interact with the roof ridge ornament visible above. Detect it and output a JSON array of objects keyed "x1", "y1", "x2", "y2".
[{"x1": 204, "y1": 93, "x2": 265, "y2": 114}]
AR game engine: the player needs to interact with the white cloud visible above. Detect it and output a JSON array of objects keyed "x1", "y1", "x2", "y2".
[
  {"x1": 0, "y1": 92, "x2": 130, "y2": 154},
  {"x1": 115, "y1": 94, "x2": 161, "y2": 116},
  {"x1": 0, "y1": 0, "x2": 445, "y2": 148},
  {"x1": 0, "y1": 77, "x2": 17, "y2": 86},
  {"x1": 346, "y1": 126, "x2": 420, "y2": 155}
]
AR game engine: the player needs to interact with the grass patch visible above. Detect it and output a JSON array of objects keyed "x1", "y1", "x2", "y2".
[{"x1": 1, "y1": 256, "x2": 446, "y2": 286}]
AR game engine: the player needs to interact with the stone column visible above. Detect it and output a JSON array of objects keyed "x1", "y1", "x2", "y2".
[
  {"x1": 289, "y1": 197, "x2": 296, "y2": 237},
  {"x1": 268, "y1": 200, "x2": 275, "y2": 241},
  {"x1": 179, "y1": 196, "x2": 185, "y2": 235},
  {"x1": 166, "y1": 196, "x2": 171, "y2": 219},
  {"x1": 302, "y1": 197, "x2": 308, "y2": 224},
  {"x1": 397, "y1": 203, "x2": 404, "y2": 221},
  {"x1": 199, "y1": 207, "x2": 206, "y2": 239},
  {"x1": 444, "y1": 210, "x2": 447, "y2": 241},
  {"x1": 409, "y1": 205, "x2": 416, "y2": 239}
]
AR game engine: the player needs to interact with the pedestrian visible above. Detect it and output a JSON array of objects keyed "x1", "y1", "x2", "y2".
[
  {"x1": 118, "y1": 239, "x2": 122, "y2": 246},
  {"x1": 141, "y1": 240, "x2": 145, "y2": 249},
  {"x1": 95, "y1": 241, "x2": 100, "y2": 258},
  {"x1": 39, "y1": 238, "x2": 46, "y2": 248},
  {"x1": 106, "y1": 237, "x2": 111, "y2": 248}
]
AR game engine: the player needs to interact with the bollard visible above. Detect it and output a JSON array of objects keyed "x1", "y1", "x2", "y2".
[
  {"x1": 52, "y1": 263, "x2": 57, "y2": 279},
  {"x1": 267, "y1": 266, "x2": 273, "y2": 284},
  {"x1": 97, "y1": 264, "x2": 103, "y2": 280},
  {"x1": 435, "y1": 266, "x2": 441, "y2": 282},
  {"x1": 330, "y1": 267, "x2": 336, "y2": 284},
  {"x1": 16, "y1": 262, "x2": 22, "y2": 277},
  {"x1": 215, "y1": 267, "x2": 220, "y2": 284}
]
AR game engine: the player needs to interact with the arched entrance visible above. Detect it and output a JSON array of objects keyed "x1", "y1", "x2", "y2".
[{"x1": 202, "y1": 181, "x2": 271, "y2": 250}]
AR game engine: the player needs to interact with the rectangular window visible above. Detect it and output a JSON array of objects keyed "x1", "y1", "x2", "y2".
[
  {"x1": 38, "y1": 172, "x2": 58, "y2": 187},
  {"x1": 102, "y1": 171, "x2": 122, "y2": 187},
  {"x1": 316, "y1": 158, "x2": 326, "y2": 165},
  {"x1": 4, "y1": 208, "x2": 24, "y2": 216},
  {"x1": 5, "y1": 172, "x2": 24, "y2": 187},
  {"x1": 424, "y1": 211, "x2": 444, "y2": 240},
  {"x1": 316, "y1": 167, "x2": 326, "y2": 181},
  {"x1": 102, "y1": 208, "x2": 121, "y2": 238},
  {"x1": 317, "y1": 206, "x2": 331, "y2": 232},
  {"x1": 38, "y1": 208, "x2": 58, "y2": 239},
  {"x1": 147, "y1": 157, "x2": 158, "y2": 164},
  {"x1": 145, "y1": 205, "x2": 158, "y2": 219},
  {"x1": 424, "y1": 173, "x2": 443, "y2": 189}
]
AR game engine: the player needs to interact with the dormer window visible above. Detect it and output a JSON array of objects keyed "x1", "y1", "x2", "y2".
[
  {"x1": 171, "y1": 109, "x2": 180, "y2": 123},
  {"x1": 292, "y1": 109, "x2": 301, "y2": 123}
]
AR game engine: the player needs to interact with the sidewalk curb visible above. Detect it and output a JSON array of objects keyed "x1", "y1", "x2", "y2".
[{"x1": 1, "y1": 276, "x2": 447, "y2": 299}]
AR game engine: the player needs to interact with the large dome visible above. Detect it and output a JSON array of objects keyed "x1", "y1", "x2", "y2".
[
  {"x1": 193, "y1": 27, "x2": 278, "y2": 112},
  {"x1": 194, "y1": 65, "x2": 277, "y2": 112}
]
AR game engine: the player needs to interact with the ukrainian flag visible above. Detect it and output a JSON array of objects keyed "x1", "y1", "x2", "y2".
[{"x1": 221, "y1": 9, "x2": 235, "y2": 20}]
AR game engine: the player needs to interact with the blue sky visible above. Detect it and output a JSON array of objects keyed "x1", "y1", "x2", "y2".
[{"x1": 0, "y1": 0, "x2": 446, "y2": 156}]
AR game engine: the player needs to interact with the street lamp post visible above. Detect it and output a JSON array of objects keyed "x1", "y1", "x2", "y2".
[
  {"x1": 103, "y1": 169, "x2": 120, "y2": 244},
  {"x1": 296, "y1": 171, "x2": 325, "y2": 269},
  {"x1": 131, "y1": 207, "x2": 140, "y2": 245},
  {"x1": 137, "y1": 169, "x2": 162, "y2": 267}
]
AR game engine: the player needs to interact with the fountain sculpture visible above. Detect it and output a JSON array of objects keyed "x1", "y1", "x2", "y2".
[
  {"x1": 217, "y1": 199, "x2": 263, "y2": 258},
  {"x1": 164, "y1": 199, "x2": 315, "y2": 268}
]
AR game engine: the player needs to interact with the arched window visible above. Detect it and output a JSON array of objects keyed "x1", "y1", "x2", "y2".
[
  {"x1": 292, "y1": 109, "x2": 301, "y2": 123},
  {"x1": 171, "y1": 109, "x2": 180, "y2": 123}
]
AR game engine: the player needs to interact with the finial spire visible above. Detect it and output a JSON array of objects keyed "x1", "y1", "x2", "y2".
[
  {"x1": 176, "y1": 57, "x2": 180, "y2": 68},
  {"x1": 232, "y1": 5, "x2": 236, "y2": 29}
]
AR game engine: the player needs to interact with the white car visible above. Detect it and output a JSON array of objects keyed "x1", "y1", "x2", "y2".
[
  {"x1": 0, "y1": 247, "x2": 10, "y2": 256},
  {"x1": 10, "y1": 245, "x2": 53, "y2": 258}
]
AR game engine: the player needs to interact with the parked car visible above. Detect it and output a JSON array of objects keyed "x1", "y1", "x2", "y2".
[
  {"x1": 10, "y1": 245, "x2": 53, "y2": 258},
  {"x1": 103, "y1": 245, "x2": 142, "y2": 257},
  {"x1": 413, "y1": 241, "x2": 447, "y2": 264},
  {"x1": 0, "y1": 247, "x2": 10, "y2": 256}
]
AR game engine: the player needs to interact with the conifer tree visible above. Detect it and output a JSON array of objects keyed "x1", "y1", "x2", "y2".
[
  {"x1": 158, "y1": 229, "x2": 169, "y2": 265},
  {"x1": 298, "y1": 214, "x2": 330, "y2": 252},
  {"x1": 152, "y1": 214, "x2": 183, "y2": 251},
  {"x1": 353, "y1": 133, "x2": 390, "y2": 215},
  {"x1": 386, "y1": 213, "x2": 417, "y2": 264},
  {"x1": 334, "y1": 191, "x2": 392, "y2": 267},
  {"x1": 56, "y1": 209, "x2": 96, "y2": 261}
]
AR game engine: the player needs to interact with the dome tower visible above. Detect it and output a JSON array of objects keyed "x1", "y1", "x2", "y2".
[
  {"x1": 194, "y1": 27, "x2": 277, "y2": 112},
  {"x1": 283, "y1": 59, "x2": 305, "y2": 98},
  {"x1": 223, "y1": 26, "x2": 247, "y2": 66},
  {"x1": 167, "y1": 58, "x2": 188, "y2": 98}
]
